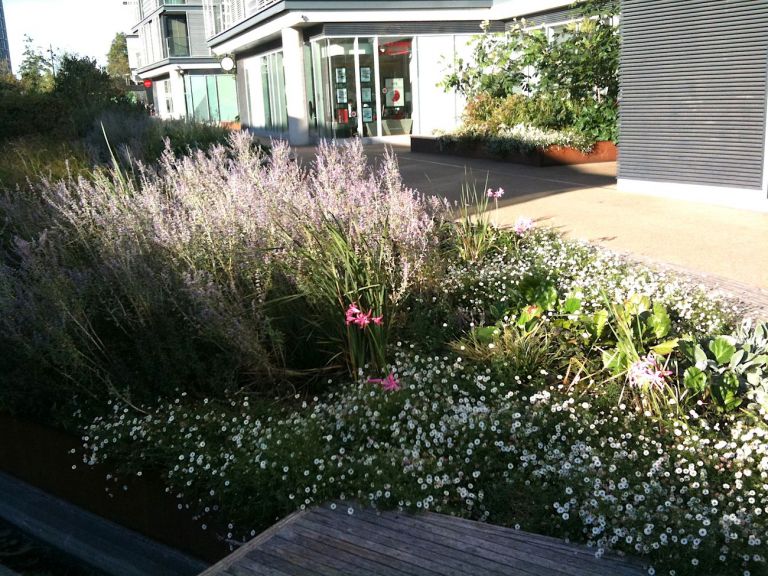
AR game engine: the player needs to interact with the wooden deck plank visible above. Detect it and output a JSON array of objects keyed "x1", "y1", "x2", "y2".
[
  {"x1": 345, "y1": 507, "x2": 638, "y2": 576},
  {"x1": 285, "y1": 518, "x2": 448, "y2": 576},
  {"x1": 199, "y1": 502, "x2": 648, "y2": 576},
  {"x1": 348, "y1": 507, "x2": 629, "y2": 576},
  {"x1": 313, "y1": 505, "x2": 645, "y2": 576},
  {"x1": 224, "y1": 558, "x2": 293, "y2": 576},
  {"x1": 196, "y1": 509, "x2": 308, "y2": 576},
  {"x1": 302, "y1": 509, "x2": 533, "y2": 576},
  {"x1": 244, "y1": 548, "x2": 328, "y2": 576},
  {"x1": 420, "y1": 512, "x2": 644, "y2": 572},
  {"x1": 0, "y1": 472, "x2": 206, "y2": 576},
  {"x1": 277, "y1": 524, "x2": 422, "y2": 576},
  {"x1": 310, "y1": 506, "x2": 578, "y2": 575}
]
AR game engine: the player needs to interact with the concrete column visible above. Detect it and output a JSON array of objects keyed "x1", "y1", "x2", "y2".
[
  {"x1": 171, "y1": 69, "x2": 188, "y2": 120},
  {"x1": 281, "y1": 26, "x2": 311, "y2": 145}
]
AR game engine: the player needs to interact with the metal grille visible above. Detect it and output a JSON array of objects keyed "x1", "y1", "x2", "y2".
[{"x1": 619, "y1": 0, "x2": 768, "y2": 189}]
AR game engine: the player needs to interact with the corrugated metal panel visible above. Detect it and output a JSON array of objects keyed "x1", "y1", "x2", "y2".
[
  {"x1": 619, "y1": 0, "x2": 768, "y2": 189},
  {"x1": 188, "y1": 11, "x2": 211, "y2": 56},
  {"x1": 320, "y1": 21, "x2": 503, "y2": 36}
]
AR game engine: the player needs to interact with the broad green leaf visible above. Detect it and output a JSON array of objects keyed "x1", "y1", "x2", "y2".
[
  {"x1": 728, "y1": 349, "x2": 745, "y2": 370},
  {"x1": 562, "y1": 296, "x2": 581, "y2": 314},
  {"x1": 592, "y1": 309, "x2": 609, "y2": 339},
  {"x1": 651, "y1": 338, "x2": 679, "y2": 356},
  {"x1": 746, "y1": 370, "x2": 762, "y2": 386},
  {"x1": 648, "y1": 303, "x2": 672, "y2": 339},
  {"x1": 709, "y1": 336, "x2": 737, "y2": 365},
  {"x1": 683, "y1": 366, "x2": 708, "y2": 394},
  {"x1": 473, "y1": 326, "x2": 498, "y2": 344},
  {"x1": 677, "y1": 339, "x2": 696, "y2": 361},
  {"x1": 713, "y1": 371, "x2": 743, "y2": 411},
  {"x1": 537, "y1": 284, "x2": 558, "y2": 311},
  {"x1": 602, "y1": 348, "x2": 623, "y2": 374},
  {"x1": 693, "y1": 345, "x2": 709, "y2": 368}
]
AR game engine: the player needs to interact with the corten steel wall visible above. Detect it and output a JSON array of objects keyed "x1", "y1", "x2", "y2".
[
  {"x1": 619, "y1": 0, "x2": 768, "y2": 190},
  {"x1": 0, "y1": 0, "x2": 10, "y2": 71}
]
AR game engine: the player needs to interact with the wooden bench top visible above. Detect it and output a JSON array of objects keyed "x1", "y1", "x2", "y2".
[{"x1": 198, "y1": 502, "x2": 647, "y2": 576}]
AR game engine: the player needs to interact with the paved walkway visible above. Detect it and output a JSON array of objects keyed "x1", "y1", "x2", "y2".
[
  {"x1": 294, "y1": 144, "x2": 768, "y2": 316},
  {"x1": 198, "y1": 502, "x2": 646, "y2": 576}
]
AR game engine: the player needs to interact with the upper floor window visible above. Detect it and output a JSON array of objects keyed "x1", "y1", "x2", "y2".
[{"x1": 164, "y1": 14, "x2": 190, "y2": 57}]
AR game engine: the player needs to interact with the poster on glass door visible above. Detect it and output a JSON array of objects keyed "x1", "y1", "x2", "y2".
[{"x1": 385, "y1": 78, "x2": 404, "y2": 108}]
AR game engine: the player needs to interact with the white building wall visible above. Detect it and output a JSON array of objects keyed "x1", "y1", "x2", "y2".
[{"x1": 413, "y1": 34, "x2": 473, "y2": 136}]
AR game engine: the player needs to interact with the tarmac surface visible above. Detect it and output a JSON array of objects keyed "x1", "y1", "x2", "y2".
[{"x1": 292, "y1": 143, "x2": 768, "y2": 317}]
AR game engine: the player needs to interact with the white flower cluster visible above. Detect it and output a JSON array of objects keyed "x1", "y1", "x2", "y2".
[
  {"x1": 81, "y1": 345, "x2": 768, "y2": 576},
  {"x1": 445, "y1": 229, "x2": 741, "y2": 336}
]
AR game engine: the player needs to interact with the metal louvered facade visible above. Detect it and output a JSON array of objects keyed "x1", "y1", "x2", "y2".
[{"x1": 619, "y1": 0, "x2": 768, "y2": 191}]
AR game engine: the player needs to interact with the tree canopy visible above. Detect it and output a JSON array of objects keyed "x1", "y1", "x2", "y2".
[{"x1": 107, "y1": 33, "x2": 130, "y2": 81}]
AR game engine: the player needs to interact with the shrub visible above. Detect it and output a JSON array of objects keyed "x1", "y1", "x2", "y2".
[
  {"x1": 0, "y1": 135, "x2": 443, "y2": 415},
  {"x1": 438, "y1": 123, "x2": 593, "y2": 157},
  {"x1": 84, "y1": 110, "x2": 233, "y2": 165}
]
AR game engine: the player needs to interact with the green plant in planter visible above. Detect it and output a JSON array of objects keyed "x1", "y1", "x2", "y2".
[{"x1": 680, "y1": 321, "x2": 768, "y2": 413}]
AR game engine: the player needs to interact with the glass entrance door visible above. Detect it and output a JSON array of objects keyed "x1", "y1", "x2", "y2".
[{"x1": 377, "y1": 37, "x2": 413, "y2": 136}]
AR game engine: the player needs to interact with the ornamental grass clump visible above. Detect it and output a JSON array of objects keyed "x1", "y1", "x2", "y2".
[{"x1": 0, "y1": 134, "x2": 443, "y2": 412}]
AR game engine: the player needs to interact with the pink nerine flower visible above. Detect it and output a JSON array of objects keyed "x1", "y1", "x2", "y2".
[
  {"x1": 345, "y1": 303, "x2": 383, "y2": 329},
  {"x1": 354, "y1": 309, "x2": 372, "y2": 328},
  {"x1": 628, "y1": 355, "x2": 672, "y2": 391},
  {"x1": 345, "y1": 303, "x2": 362, "y2": 326},
  {"x1": 368, "y1": 372, "x2": 401, "y2": 391},
  {"x1": 487, "y1": 187, "x2": 505, "y2": 199},
  {"x1": 513, "y1": 216, "x2": 534, "y2": 234}
]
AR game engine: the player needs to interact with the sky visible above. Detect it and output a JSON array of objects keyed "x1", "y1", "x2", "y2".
[{"x1": 4, "y1": 0, "x2": 134, "y2": 74}]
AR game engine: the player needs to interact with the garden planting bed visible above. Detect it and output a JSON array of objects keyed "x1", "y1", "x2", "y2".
[
  {"x1": 411, "y1": 135, "x2": 617, "y2": 166},
  {"x1": 1, "y1": 135, "x2": 766, "y2": 576}
]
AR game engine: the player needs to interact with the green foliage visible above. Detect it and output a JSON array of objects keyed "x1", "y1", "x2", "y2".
[
  {"x1": 450, "y1": 181, "x2": 498, "y2": 264},
  {"x1": 85, "y1": 110, "x2": 232, "y2": 165},
  {"x1": 53, "y1": 54, "x2": 129, "y2": 138},
  {"x1": 18, "y1": 36, "x2": 55, "y2": 94},
  {"x1": 680, "y1": 321, "x2": 768, "y2": 413},
  {"x1": 0, "y1": 136, "x2": 91, "y2": 189},
  {"x1": 440, "y1": 23, "x2": 526, "y2": 99},
  {"x1": 285, "y1": 215, "x2": 390, "y2": 376},
  {"x1": 1, "y1": 51, "x2": 141, "y2": 143},
  {"x1": 443, "y1": 2, "x2": 620, "y2": 144},
  {"x1": 106, "y1": 33, "x2": 130, "y2": 81}
]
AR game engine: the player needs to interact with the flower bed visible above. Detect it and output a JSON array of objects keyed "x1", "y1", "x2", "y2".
[
  {"x1": 1, "y1": 138, "x2": 766, "y2": 576},
  {"x1": 413, "y1": 124, "x2": 617, "y2": 166}
]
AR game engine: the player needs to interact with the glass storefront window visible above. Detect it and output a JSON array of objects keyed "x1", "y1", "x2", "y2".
[
  {"x1": 325, "y1": 39, "x2": 358, "y2": 138},
  {"x1": 243, "y1": 51, "x2": 287, "y2": 133},
  {"x1": 310, "y1": 35, "x2": 413, "y2": 139},
  {"x1": 357, "y1": 38, "x2": 376, "y2": 137},
  {"x1": 183, "y1": 73, "x2": 239, "y2": 123}
]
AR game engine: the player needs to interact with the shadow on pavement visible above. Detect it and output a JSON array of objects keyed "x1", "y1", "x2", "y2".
[{"x1": 291, "y1": 142, "x2": 617, "y2": 206}]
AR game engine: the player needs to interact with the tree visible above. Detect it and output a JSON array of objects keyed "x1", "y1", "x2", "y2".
[
  {"x1": 107, "y1": 33, "x2": 130, "y2": 82},
  {"x1": 18, "y1": 35, "x2": 56, "y2": 94},
  {"x1": 53, "y1": 54, "x2": 124, "y2": 136}
]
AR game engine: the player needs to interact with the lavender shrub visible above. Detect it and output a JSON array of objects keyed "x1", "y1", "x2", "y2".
[{"x1": 0, "y1": 134, "x2": 444, "y2": 412}]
